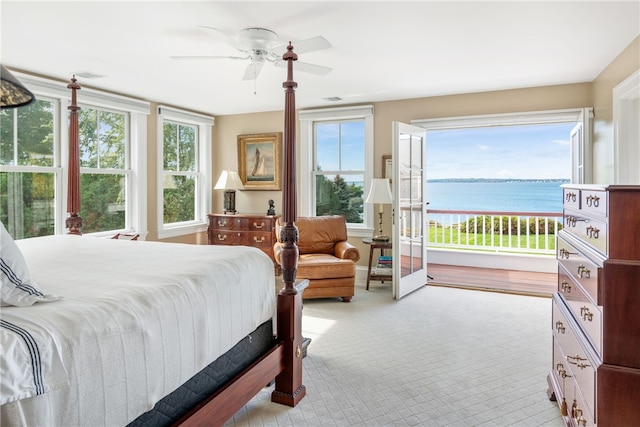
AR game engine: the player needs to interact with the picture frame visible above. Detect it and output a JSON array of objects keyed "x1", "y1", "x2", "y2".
[
  {"x1": 382, "y1": 155, "x2": 393, "y2": 182},
  {"x1": 237, "y1": 132, "x2": 282, "y2": 190}
]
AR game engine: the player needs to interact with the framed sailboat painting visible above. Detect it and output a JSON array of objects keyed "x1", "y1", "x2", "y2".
[{"x1": 237, "y1": 132, "x2": 282, "y2": 190}]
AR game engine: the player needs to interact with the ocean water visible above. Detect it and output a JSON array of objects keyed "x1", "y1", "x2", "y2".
[{"x1": 426, "y1": 180, "x2": 567, "y2": 213}]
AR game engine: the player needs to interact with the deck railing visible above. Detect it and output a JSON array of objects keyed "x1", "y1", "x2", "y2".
[{"x1": 399, "y1": 208, "x2": 563, "y2": 255}]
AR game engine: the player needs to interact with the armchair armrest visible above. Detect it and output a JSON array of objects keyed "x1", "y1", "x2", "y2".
[
  {"x1": 273, "y1": 241, "x2": 284, "y2": 265},
  {"x1": 334, "y1": 241, "x2": 360, "y2": 262}
]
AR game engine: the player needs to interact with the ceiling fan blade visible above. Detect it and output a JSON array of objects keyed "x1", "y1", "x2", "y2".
[
  {"x1": 274, "y1": 60, "x2": 332, "y2": 76},
  {"x1": 242, "y1": 61, "x2": 265, "y2": 81},
  {"x1": 170, "y1": 55, "x2": 249, "y2": 60},
  {"x1": 273, "y1": 36, "x2": 332, "y2": 55},
  {"x1": 197, "y1": 25, "x2": 242, "y2": 50}
]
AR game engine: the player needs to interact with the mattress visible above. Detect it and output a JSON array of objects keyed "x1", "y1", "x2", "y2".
[{"x1": 1, "y1": 235, "x2": 276, "y2": 426}]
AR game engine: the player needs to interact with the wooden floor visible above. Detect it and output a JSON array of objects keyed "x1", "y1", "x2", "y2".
[{"x1": 427, "y1": 263, "x2": 557, "y2": 297}]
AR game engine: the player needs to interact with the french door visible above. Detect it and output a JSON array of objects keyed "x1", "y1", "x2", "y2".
[{"x1": 392, "y1": 122, "x2": 428, "y2": 299}]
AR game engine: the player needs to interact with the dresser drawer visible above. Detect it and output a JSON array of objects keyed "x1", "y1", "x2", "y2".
[
  {"x1": 240, "y1": 231, "x2": 274, "y2": 249},
  {"x1": 558, "y1": 265, "x2": 602, "y2": 356},
  {"x1": 580, "y1": 188, "x2": 607, "y2": 218},
  {"x1": 552, "y1": 339, "x2": 595, "y2": 427},
  {"x1": 563, "y1": 187, "x2": 580, "y2": 211},
  {"x1": 563, "y1": 209, "x2": 608, "y2": 256},
  {"x1": 557, "y1": 234, "x2": 602, "y2": 304},
  {"x1": 552, "y1": 294, "x2": 600, "y2": 422},
  {"x1": 209, "y1": 215, "x2": 237, "y2": 230},
  {"x1": 210, "y1": 230, "x2": 244, "y2": 245}
]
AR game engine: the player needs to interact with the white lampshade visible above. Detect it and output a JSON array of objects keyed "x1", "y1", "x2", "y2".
[
  {"x1": 214, "y1": 170, "x2": 244, "y2": 190},
  {"x1": 365, "y1": 178, "x2": 393, "y2": 204}
]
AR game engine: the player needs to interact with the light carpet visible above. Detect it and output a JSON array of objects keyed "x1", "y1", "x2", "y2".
[{"x1": 226, "y1": 280, "x2": 564, "y2": 426}]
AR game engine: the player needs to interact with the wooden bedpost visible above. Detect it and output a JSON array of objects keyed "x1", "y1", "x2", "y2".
[
  {"x1": 272, "y1": 43, "x2": 307, "y2": 407},
  {"x1": 66, "y1": 76, "x2": 82, "y2": 235}
]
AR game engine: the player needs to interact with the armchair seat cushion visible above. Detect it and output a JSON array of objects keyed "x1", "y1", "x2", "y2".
[{"x1": 297, "y1": 254, "x2": 356, "y2": 280}]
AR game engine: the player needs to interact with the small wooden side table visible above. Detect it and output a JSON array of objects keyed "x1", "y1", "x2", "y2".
[{"x1": 363, "y1": 237, "x2": 392, "y2": 290}]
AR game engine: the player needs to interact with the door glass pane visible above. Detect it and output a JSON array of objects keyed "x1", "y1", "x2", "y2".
[
  {"x1": 81, "y1": 173, "x2": 126, "y2": 233},
  {"x1": 0, "y1": 171, "x2": 55, "y2": 238}
]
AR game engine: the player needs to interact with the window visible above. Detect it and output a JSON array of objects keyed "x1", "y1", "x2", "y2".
[
  {"x1": 157, "y1": 106, "x2": 213, "y2": 239},
  {"x1": 79, "y1": 106, "x2": 129, "y2": 233},
  {"x1": 0, "y1": 72, "x2": 149, "y2": 239},
  {"x1": 413, "y1": 108, "x2": 593, "y2": 189},
  {"x1": 0, "y1": 98, "x2": 58, "y2": 238},
  {"x1": 299, "y1": 106, "x2": 374, "y2": 235}
]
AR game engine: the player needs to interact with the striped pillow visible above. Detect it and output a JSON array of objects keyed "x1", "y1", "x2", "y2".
[{"x1": 0, "y1": 222, "x2": 60, "y2": 307}]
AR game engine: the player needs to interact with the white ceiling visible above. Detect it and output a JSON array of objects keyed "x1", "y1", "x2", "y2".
[{"x1": 2, "y1": 1, "x2": 639, "y2": 116}]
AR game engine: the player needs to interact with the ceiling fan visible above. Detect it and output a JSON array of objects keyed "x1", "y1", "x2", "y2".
[{"x1": 171, "y1": 27, "x2": 333, "y2": 80}]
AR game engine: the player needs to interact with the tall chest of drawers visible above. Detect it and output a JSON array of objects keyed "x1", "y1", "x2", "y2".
[
  {"x1": 207, "y1": 213, "x2": 280, "y2": 273},
  {"x1": 548, "y1": 185, "x2": 640, "y2": 426}
]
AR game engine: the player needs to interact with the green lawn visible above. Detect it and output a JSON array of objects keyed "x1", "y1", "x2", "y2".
[{"x1": 427, "y1": 226, "x2": 556, "y2": 252}]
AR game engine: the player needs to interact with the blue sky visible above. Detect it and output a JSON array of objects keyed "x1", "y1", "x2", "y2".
[{"x1": 426, "y1": 122, "x2": 574, "y2": 180}]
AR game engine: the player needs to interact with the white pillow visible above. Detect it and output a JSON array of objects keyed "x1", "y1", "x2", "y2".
[{"x1": 0, "y1": 222, "x2": 60, "y2": 307}]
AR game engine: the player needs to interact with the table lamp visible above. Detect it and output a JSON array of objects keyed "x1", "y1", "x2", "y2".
[
  {"x1": 214, "y1": 170, "x2": 244, "y2": 214},
  {"x1": 365, "y1": 178, "x2": 393, "y2": 241}
]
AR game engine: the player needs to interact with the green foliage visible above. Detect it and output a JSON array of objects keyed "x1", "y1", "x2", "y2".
[
  {"x1": 315, "y1": 174, "x2": 363, "y2": 223},
  {"x1": 163, "y1": 175, "x2": 195, "y2": 224}
]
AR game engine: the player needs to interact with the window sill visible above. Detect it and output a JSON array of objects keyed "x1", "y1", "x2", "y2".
[{"x1": 157, "y1": 222, "x2": 207, "y2": 240}]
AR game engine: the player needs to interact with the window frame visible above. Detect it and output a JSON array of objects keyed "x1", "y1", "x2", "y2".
[
  {"x1": 299, "y1": 105, "x2": 374, "y2": 237},
  {"x1": 3, "y1": 72, "x2": 149, "y2": 237},
  {"x1": 156, "y1": 105, "x2": 213, "y2": 239},
  {"x1": 412, "y1": 108, "x2": 593, "y2": 185}
]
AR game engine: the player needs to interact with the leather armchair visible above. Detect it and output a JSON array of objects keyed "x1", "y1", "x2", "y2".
[{"x1": 273, "y1": 215, "x2": 360, "y2": 302}]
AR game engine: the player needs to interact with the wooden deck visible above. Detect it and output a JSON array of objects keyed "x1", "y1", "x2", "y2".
[{"x1": 427, "y1": 263, "x2": 557, "y2": 297}]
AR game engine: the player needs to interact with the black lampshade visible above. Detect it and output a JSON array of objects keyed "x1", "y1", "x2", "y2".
[{"x1": 0, "y1": 65, "x2": 35, "y2": 109}]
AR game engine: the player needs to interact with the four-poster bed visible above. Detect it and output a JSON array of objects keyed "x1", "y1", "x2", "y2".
[{"x1": 0, "y1": 45, "x2": 306, "y2": 426}]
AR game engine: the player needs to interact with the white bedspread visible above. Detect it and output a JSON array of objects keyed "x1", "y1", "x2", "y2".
[{"x1": 1, "y1": 235, "x2": 276, "y2": 426}]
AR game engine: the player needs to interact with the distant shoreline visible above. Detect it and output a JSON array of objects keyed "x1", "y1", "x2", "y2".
[{"x1": 427, "y1": 178, "x2": 570, "y2": 183}]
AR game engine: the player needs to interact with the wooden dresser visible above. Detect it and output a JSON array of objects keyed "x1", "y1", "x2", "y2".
[
  {"x1": 207, "y1": 213, "x2": 280, "y2": 273},
  {"x1": 548, "y1": 185, "x2": 640, "y2": 426}
]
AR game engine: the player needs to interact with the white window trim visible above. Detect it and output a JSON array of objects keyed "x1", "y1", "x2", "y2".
[
  {"x1": 156, "y1": 105, "x2": 214, "y2": 239},
  {"x1": 412, "y1": 107, "x2": 593, "y2": 185},
  {"x1": 299, "y1": 105, "x2": 374, "y2": 237},
  {"x1": 10, "y1": 72, "x2": 150, "y2": 237}
]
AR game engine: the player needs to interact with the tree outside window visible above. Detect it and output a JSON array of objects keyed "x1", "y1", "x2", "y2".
[{"x1": 162, "y1": 121, "x2": 197, "y2": 224}]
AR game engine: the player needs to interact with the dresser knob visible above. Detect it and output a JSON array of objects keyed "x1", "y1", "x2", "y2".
[
  {"x1": 555, "y1": 321, "x2": 566, "y2": 334},
  {"x1": 253, "y1": 236, "x2": 265, "y2": 243},
  {"x1": 565, "y1": 192, "x2": 577, "y2": 202},
  {"x1": 586, "y1": 226, "x2": 600, "y2": 239},
  {"x1": 253, "y1": 222, "x2": 265, "y2": 229},
  {"x1": 580, "y1": 306, "x2": 594, "y2": 322},
  {"x1": 556, "y1": 362, "x2": 571, "y2": 378},
  {"x1": 586, "y1": 194, "x2": 600, "y2": 208},
  {"x1": 217, "y1": 234, "x2": 227, "y2": 241},
  {"x1": 577, "y1": 265, "x2": 591, "y2": 279},
  {"x1": 217, "y1": 220, "x2": 227, "y2": 227},
  {"x1": 567, "y1": 354, "x2": 590, "y2": 369},
  {"x1": 560, "y1": 281, "x2": 572, "y2": 293}
]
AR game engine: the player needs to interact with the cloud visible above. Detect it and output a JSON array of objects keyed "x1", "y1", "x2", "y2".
[
  {"x1": 497, "y1": 169, "x2": 514, "y2": 178},
  {"x1": 477, "y1": 144, "x2": 490, "y2": 151},
  {"x1": 553, "y1": 139, "x2": 570, "y2": 145}
]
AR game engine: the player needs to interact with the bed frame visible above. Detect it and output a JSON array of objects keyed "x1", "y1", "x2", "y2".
[{"x1": 65, "y1": 44, "x2": 306, "y2": 426}]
